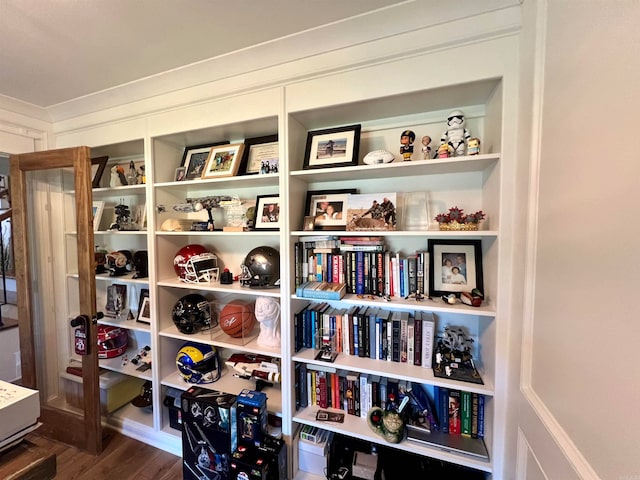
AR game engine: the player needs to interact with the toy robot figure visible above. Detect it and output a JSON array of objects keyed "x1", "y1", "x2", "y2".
[
  {"x1": 440, "y1": 110, "x2": 471, "y2": 157},
  {"x1": 400, "y1": 129, "x2": 415, "y2": 161},
  {"x1": 421, "y1": 135, "x2": 432, "y2": 159}
]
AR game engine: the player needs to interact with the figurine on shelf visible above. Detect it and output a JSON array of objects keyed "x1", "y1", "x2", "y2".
[
  {"x1": 399, "y1": 129, "x2": 415, "y2": 161},
  {"x1": 436, "y1": 143, "x2": 453, "y2": 159},
  {"x1": 440, "y1": 109, "x2": 471, "y2": 157},
  {"x1": 467, "y1": 137, "x2": 481, "y2": 155},
  {"x1": 110, "y1": 165, "x2": 127, "y2": 187},
  {"x1": 109, "y1": 202, "x2": 140, "y2": 231},
  {"x1": 255, "y1": 296, "x2": 281, "y2": 348},
  {"x1": 433, "y1": 325, "x2": 483, "y2": 384},
  {"x1": 368, "y1": 403, "x2": 407, "y2": 443},
  {"x1": 420, "y1": 135, "x2": 432, "y2": 160}
]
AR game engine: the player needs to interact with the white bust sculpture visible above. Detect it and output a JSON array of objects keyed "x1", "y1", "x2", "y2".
[{"x1": 255, "y1": 296, "x2": 281, "y2": 348}]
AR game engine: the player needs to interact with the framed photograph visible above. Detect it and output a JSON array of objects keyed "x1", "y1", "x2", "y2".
[
  {"x1": 201, "y1": 143, "x2": 244, "y2": 179},
  {"x1": 254, "y1": 194, "x2": 281, "y2": 231},
  {"x1": 91, "y1": 156, "x2": 108, "y2": 188},
  {"x1": 428, "y1": 239, "x2": 484, "y2": 297},
  {"x1": 305, "y1": 188, "x2": 357, "y2": 231},
  {"x1": 345, "y1": 192, "x2": 397, "y2": 231},
  {"x1": 137, "y1": 296, "x2": 151, "y2": 324},
  {"x1": 174, "y1": 166, "x2": 186, "y2": 182},
  {"x1": 303, "y1": 124, "x2": 361, "y2": 170},
  {"x1": 240, "y1": 134, "x2": 279, "y2": 175},
  {"x1": 180, "y1": 141, "x2": 229, "y2": 180},
  {"x1": 92, "y1": 201, "x2": 105, "y2": 231},
  {"x1": 131, "y1": 204, "x2": 147, "y2": 229},
  {"x1": 302, "y1": 216, "x2": 315, "y2": 231}
]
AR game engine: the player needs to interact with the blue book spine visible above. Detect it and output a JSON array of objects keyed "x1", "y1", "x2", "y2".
[
  {"x1": 369, "y1": 311, "x2": 377, "y2": 359},
  {"x1": 478, "y1": 394, "x2": 485, "y2": 438},
  {"x1": 355, "y1": 251, "x2": 365, "y2": 295},
  {"x1": 353, "y1": 314, "x2": 359, "y2": 356},
  {"x1": 439, "y1": 387, "x2": 449, "y2": 434}
]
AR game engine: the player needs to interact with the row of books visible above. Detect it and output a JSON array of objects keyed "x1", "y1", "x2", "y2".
[
  {"x1": 294, "y1": 303, "x2": 435, "y2": 368},
  {"x1": 294, "y1": 236, "x2": 430, "y2": 298},
  {"x1": 294, "y1": 363, "x2": 484, "y2": 439}
]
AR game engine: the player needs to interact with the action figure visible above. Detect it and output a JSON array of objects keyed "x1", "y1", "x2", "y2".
[
  {"x1": 421, "y1": 135, "x2": 432, "y2": 159},
  {"x1": 467, "y1": 137, "x2": 481, "y2": 155},
  {"x1": 400, "y1": 129, "x2": 415, "y2": 161},
  {"x1": 440, "y1": 110, "x2": 471, "y2": 157}
]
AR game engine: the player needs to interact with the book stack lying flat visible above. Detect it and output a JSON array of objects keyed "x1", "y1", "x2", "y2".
[{"x1": 296, "y1": 281, "x2": 347, "y2": 300}]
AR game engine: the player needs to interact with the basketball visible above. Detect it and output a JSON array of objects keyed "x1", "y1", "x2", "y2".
[{"x1": 219, "y1": 302, "x2": 256, "y2": 338}]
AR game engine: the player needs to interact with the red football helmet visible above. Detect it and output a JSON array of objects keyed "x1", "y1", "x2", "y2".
[
  {"x1": 173, "y1": 244, "x2": 219, "y2": 283},
  {"x1": 97, "y1": 325, "x2": 128, "y2": 359}
]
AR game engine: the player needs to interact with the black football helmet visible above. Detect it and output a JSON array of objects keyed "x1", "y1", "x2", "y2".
[
  {"x1": 171, "y1": 293, "x2": 215, "y2": 334},
  {"x1": 132, "y1": 250, "x2": 148, "y2": 279},
  {"x1": 240, "y1": 246, "x2": 280, "y2": 288}
]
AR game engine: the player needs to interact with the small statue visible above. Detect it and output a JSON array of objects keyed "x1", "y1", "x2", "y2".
[
  {"x1": 467, "y1": 137, "x2": 481, "y2": 155},
  {"x1": 420, "y1": 135, "x2": 432, "y2": 160},
  {"x1": 440, "y1": 110, "x2": 471, "y2": 157},
  {"x1": 110, "y1": 165, "x2": 127, "y2": 187},
  {"x1": 255, "y1": 296, "x2": 281, "y2": 348},
  {"x1": 437, "y1": 143, "x2": 453, "y2": 159},
  {"x1": 109, "y1": 203, "x2": 139, "y2": 231},
  {"x1": 367, "y1": 406, "x2": 405, "y2": 443},
  {"x1": 400, "y1": 129, "x2": 415, "y2": 161}
]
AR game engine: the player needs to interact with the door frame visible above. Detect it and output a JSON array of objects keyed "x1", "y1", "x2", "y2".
[{"x1": 10, "y1": 146, "x2": 102, "y2": 454}]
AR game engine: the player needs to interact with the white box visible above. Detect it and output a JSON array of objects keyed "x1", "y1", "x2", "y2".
[
  {"x1": 298, "y1": 430, "x2": 333, "y2": 473},
  {"x1": 0, "y1": 381, "x2": 40, "y2": 442}
]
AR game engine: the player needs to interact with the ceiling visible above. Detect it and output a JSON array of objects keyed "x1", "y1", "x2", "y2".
[{"x1": 0, "y1": 0, "x2": 407, "y2": 108}]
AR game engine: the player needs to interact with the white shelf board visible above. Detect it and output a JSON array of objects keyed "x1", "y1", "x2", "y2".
[
  {"x1": 293, "y1": 406, "x2": 492, "y2": 473},
  {"x1": 157, "y1": 277, "x2": 281, "y2": 298},
  {"x1": 292, "y1": 348, "x2": 493, "y2": 396},
  {"x1": 290, "y1": 154, "x2": 499, "y2": 183},
  {"x1": 98, "y1": 316, "x2": 151, "y2": 334},
  {"x1": 291, "y1": 293, "x2": 496, "y2": 318},
  {"x1": 292, "y1": 230, "x2": 498, "y2": 238},
  {"x1": 156, "y1": 230, "x2": 279, "y2": 237},
  {"x1": 154, "y1": 173, "x2": 279, "y2": 190},
  {"x1": 159, "y1": 323, "x2": 282, "y2": 359}
]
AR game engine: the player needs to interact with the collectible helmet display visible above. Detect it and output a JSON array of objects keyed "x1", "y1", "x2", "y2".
[
  {"x1": 172, "y1": 293, "x2": 215, "y2": 334},
  {"x1": 106, "y1": 250, "x2": 133, "y2": 277},
  {"x1": 132, "y1": 250, "x2": 148, "y2": 279},
  {"x1": 97, "y1": 325, "x2": 128, "y2": 359},
  {"x1": 173, "y1": 244, "x2": 219, "y2": 283},
  {"x1": 175, "y1": 342, "x2": 221, "y2": 384},
  {"x1": 240, "y1": 245, "x2": 280, "y2": 288}
]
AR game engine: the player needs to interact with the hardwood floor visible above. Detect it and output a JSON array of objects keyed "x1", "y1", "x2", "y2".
[{"x1": 21, "y1": 430, "x2": 183, "y2": 479}]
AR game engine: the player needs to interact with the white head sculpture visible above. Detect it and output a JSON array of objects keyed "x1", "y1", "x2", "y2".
[{"x1": 255, "y1": 296, "x2": 281, "y2": 348}]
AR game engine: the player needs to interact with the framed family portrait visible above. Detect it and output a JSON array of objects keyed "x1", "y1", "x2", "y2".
[
  {"x1": 303, "y1": 124, "x2": 361, "y2": 170},
  {"x1": 180, "y1": 141, "x2": 229, "y2": 180},
  {"x1": 428, "y1": 239, "x2": 484, "y2": 297},
  {"x1": 91, "y1": 156, "x2": 108, "y2": 188},
  {"x1": 92, "y1": 201, "x2": 105, "y2": 231},
  {"x1": 202, "y1": 143, "x2": 244, "y2": 179},
  {"x1": 304, "y1": 188, "x2": 357, "y2": 231},
  {"x1": 240, "y1": 134, "x2": 279, "y2": 175},
  {"x1": 254, "y1": 194, "x2": 281, "y2": 231}
]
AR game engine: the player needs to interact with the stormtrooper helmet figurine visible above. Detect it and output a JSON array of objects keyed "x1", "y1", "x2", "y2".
[{"x1": 440, "y1": 109, "x2": 471, "y2": 157}]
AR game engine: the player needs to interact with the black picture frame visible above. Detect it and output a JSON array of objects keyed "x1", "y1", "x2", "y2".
[
  {"x1": 91, "y1": 156, "x2": 109, "y2": 188},
  {"x1": 304, "y1": 188, "x2": 357, "y2": 231},
  {"x1": 137, "y1": 288, "x2": 150, "y2": 324},
  {"x1": 180, "y1": 141, "x2": 229, "y2": 180},
  {"x1": 254, "y1": 194, "x2": 281, "y2": 231},
  {"x1": 239, "y1": 134, "x2": 279, "y2": 175},
  {"x1": 303, "y1": 124, "x2": 361, "y2": 170},
  {"x1": 428, "y1": 239, "x2": 483, "y2": 298}
]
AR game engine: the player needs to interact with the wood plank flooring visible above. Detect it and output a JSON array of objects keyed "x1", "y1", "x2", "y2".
[{"x1": 20, "y1": 430, "x2": 183, "y2": 479}]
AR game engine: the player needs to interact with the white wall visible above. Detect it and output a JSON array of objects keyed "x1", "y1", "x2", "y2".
[{"x1": 519, "y1": 1, "x2": 640, "y2": 479}]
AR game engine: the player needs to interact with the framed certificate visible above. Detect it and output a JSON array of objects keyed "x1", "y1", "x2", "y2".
[{"x1": 240, "y1": 135, "x2": 279, "y2": 175}]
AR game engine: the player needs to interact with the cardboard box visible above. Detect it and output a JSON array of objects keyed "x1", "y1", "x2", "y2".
[
  {"x1": 181, "y1": 387, "x2": 237, "y2": 480},
  {"x1": 237, "y1": 389, "x2": 268, "y2": 447},
  {"x1": 298, "y1": 429, "x2": 332, "y2": 474},
  {"x1": 258, "y1": 436, "x2": 288, "y2": 480},
  {"x1": 61, "y1": 370, "x2": 144, "y2": 414},
  {"x1": 163, "y1": 387, "x2": 183, "y2": 430},
  {"x1": 230, "y1": 445, "x2": 269, "y2": 479},
  {"x1": 0, "y1": 381, "x2": 39, "y2": 443}
]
